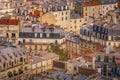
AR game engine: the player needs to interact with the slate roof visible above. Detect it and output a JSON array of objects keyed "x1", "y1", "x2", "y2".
[
  {"x1": 99, "y1": 0, "x2": 118, "y2": 5},
  {"x1": 0, "y1": 45, "x2": 28, "y2": 63}
]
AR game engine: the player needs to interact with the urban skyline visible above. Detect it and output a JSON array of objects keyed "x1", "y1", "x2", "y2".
[{"x1": 0, "y1": 0, "x2": 120, "y2": 80}]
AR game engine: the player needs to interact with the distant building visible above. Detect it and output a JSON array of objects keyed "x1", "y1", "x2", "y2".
[
  {"x1": 68, "y1": 0, "x2": 118, "y2": 34},
  {"x1": 80, "y1": 7, "x2": 120, "y2": 47},
  {"x1": 95, "y1": 55, "x2": 120, "y2": 79},
  {"x1": 66, "y1": 57, "x2": 92, "y2": 75}
]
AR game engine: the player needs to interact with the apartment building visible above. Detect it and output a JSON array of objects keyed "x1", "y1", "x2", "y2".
[
  {"x1": 80, "y1": 7, "x2": 120, "y2": 47},
  {"x1": 66, "y1": 34, "x2": 94, "y2": 58},
  {"x1": 69, "y1": 0, "x2": 118, "y2": 34},
  {"x1": 0, "y1": 43, "x2": 30, "y2": 80},
  {"x1": 40, "y1": 12, "x2": 56, "y2": 25},
  {"x1": 100, "y1": 0, "x2": 118, "y2": 14},
  {"x1": 95, "y1": 55, "x2": 120, "y2": 79},
  {"x1": 0, "y1": 17, "x2": 19, "y2": 44},
  {"x1": 18, "y1": 24, "x2": 66, "y2": 52},
  {"x1": 45, "y1": 1, "x2": 70, "y2": 29},
  {"x1": 31, "y1": 52, "x2": 59, "y2": 74}
]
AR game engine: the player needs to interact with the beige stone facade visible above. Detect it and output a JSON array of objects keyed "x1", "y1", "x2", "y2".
[
  {"x1": 0, "y1": 18, "x2": 19, "y2": 45},
  {"x1": 0, "y1": 45, "x2": 31, "y2": 80},
  {"x1": 40, "y1": 12, "x2": 56, "y2": 25}
]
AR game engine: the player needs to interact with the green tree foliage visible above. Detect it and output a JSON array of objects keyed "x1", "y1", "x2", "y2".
[{"x1": 51, "y1": 44, "x2": 69, "y2": 61}]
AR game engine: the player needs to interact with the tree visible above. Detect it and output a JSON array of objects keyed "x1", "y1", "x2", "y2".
[
  {"x1": 51, "y1": 44, "x2": 69, "y2": 61},
  {"x1": 7, "y1": 71, "x2": 13, "y2": 77}
]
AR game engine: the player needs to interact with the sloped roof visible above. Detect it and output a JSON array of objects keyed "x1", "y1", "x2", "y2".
[
  {"x1": 0, "y1": 45, "x2": 27, "y2": 63},
  {"x1": 100, "y1": 0, "x2": 117, "y2": 5},
  {"x1": 83, "y1": 0, "x2": 101, "y2": 7},
  {"x1": 0, "y1": 19, "x2": 19, "y2": 25}
]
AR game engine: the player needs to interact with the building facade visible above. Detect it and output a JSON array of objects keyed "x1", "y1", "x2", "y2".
[
  {"x1": 80, "y1": 7, "x2": 120, "y2": 47},
  {"x1": 0, "y1": 18, "x2": 19, "y2": 45},
  {"x1": 0, "y1": 43, "x2": 30, "y2": 80},
  {"x1": 19, "y1": 25, "x2": 66, "y2": 52}
]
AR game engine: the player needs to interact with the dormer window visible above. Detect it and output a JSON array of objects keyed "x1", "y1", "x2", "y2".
[
  {"x1": 2, "y1": 55, "x2": 7, "y2": 60},
  {"x1": 61, "y1": 6, "x2": 63, "y2": 10},
  {"x1": 7, "y1": 54, "x2": 12, "y2": 59},
  {"x1": 58, "y1": 6, "x2": 61, "y2": 11},
  {"x1": 47, "y1": 33, "x2": 49, "y2": 38},
  {"x1": 40, "y1": 33, "x2": 43, "y2": 38},
  {"x1": 65, "y1": 6, "x2": 68, "y2": 10},
  {"x1": 34, "y1": 17, "x2": 36, "y2": 22},
  {"x1": 24, "y1": 11, "x2": 28, "y2": 16},
  {"x1": 35, "y1": 33, "x2": 37, "y2": 38},
  {"x1": 31, "y1": 16, "x2": 34, "y2": 21}
]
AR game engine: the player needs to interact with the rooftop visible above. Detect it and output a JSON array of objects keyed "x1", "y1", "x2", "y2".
[
  {"x1": 0, "y1": 44, "x2": 28, "y2": 63},
  {"x1": 0, "y1": 18, "x2": 19, "y2": 25},
  {"x1": 32, "y1": 52, "x2": 59, "y2": 64},
  {"x1": 20, "y1": 24, "x2": 65, "y2": 33}
]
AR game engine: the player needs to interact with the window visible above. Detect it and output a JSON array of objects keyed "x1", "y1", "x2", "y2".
[
  {"x1": 20, "y1": 57, "x2": 23, "y2": 62},
  {"x1": 9, "y1": 61, "x2": 11, "y2": 65},
  {"x1": 85, "y1": 13, "x2": 87, "y2": 16},
  {"x1": 93, "y1": 13, "x2": 94, "y2": 17},
  {"x1": 3, "y1": 62, "x2": 6, "y2": 68},
  {"x1": 61, "y1": 17, "x2": 63, "y2": 21},
  {"x1": 6, "y1": 33, "x2": 9, "y2": 37},
  {"x1": 55, "y1": 40, "x2": 58, "y2": 44},
  {"x1": 114, "y1": 43, "x2": 116, "y2": 47},
  {"x1": 74, "y1": 67, "x2": 77, "y2": 71},
  {"x1": 35, "y1": 33, "x2": 37, "y2": 38},
  {"x1": 66, "y1": 12, "x2": 67, "y2": 15},
  {"x1": 35, "y1": 45, "x2": 37, "y2": 50},
  {"x1": 23, "y1": 39, "x2": 25, "y2": 43},
  {"x1": 85, "y1": 7, "x2": 87, "y2": 11},
  {"x1": 98, "y1": 27, "x2": 101, "y2": 31},
  {"x1": 66, "y1": 17, "x2": 67, "y2": 20},
  {"x1": 12, "y1": 33, "x2": 16, "y2": 38},
  {"x1": 106, "y1": 7, "x2": 108, "y2": 10},
  {"x1": 40, "y1": 33, "x2": 43, "y2": 37},
  {"x1": 97, "y1": 33, "x2": 100, "y2": 38},
  {"x1": 15, "y1": 59, "x2": 17, "y2": 64},
  {"x1": 11, "y1": 61, "x2": 14, "y2": 67},
  {"x1": 0, "y1": 66, "x2": 2, "y2": 71},
  {"x1": 62, "y1": 12, "x2": 63, "y2": 15},
  {"x1": 85, "y1": 18, "x2": 87, "y2": 21},
  {"x1": 55, "y1": 14, "x2": 57, "y2": 17},
  {"x1": 47, "y1": 33, "x2": 49, "y2": 37},
  {"x1": 74, "y1": 20, "x2": 76, "y2": 24}
]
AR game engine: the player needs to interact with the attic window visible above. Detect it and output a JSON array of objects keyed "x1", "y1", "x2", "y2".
[
  {"x1": 13, "y1": 52, "x2": 17, "y2": 57},
  {"x1": 7, "y1": 54, "x2": 12, "y2": 59},
  {"x1": 35, "y1": 33, "x2": 37, "y2": 38},
  {"x1": 2, "y1": 55, "x2": 7, "y2": 60},
  {"x1": 19, "y1": 53, "x2": 22, "y2": 56}
]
